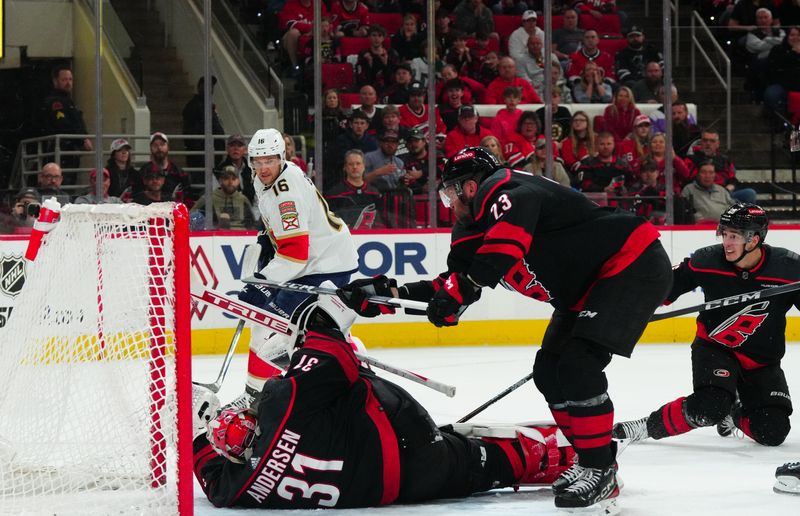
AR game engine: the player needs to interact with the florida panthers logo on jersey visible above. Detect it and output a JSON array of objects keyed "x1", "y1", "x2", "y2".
[
  {"x1": 500, "y1": 259, "x2": 552, "y2": 302},
  {"x1": 708, "y1": 301, "x2": 769, "y2": 348}
]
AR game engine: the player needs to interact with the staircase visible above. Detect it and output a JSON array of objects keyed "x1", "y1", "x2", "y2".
[
  {"x1": 622, "y1": 1, "x2": 799, "y2": 221},
  {"x1": 110, "y1": 0, "x2": 193, "y2": 137}
]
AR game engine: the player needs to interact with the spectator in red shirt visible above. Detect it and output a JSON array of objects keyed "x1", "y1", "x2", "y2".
[
  {"x1": 443, "y1": 105, "x2": 494, "y2": 157},
  {"x1": 567, "y1": 30, "x2": 615, "y2": 86},
  {"x1": 485, "y1": 56, "x2": 542, "y2": 104},
  {"x1": 617, "y1": 114, "x2": 653, "y2": 175},
  {"x1": 602, "y1": 86, "x2": 641, "y2": 143},
  {"x1": 331, "y1": 0, "x2": 369, "y2": 37},
  {"x1": 490, "y1": 86, "x2": 523, "y2": 146},
  {"x1": 648, "y1": 132, "x2": 692, "y2": 193},
  {"x1": 399, "y1": 82, "x2": 447, "y2": 138},
  {"x1": 561, "y1": 111, "x2": 596, "y2": 172},
  {"x1": 502, "y1": 111, "x2": 540, "y2": 167},
  {"x1": 279, "y1": 0, "x2": 329, "y2": 75},
  {"x1": 438, "y1": 64, "x2": 484, "y2": 104}
]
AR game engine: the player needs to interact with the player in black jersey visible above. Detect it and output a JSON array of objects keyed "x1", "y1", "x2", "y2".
[
  {"x1": 337, "y1": 147, "x2": 673, "y2": 512},
  {"x1": 191, "y1": 295, "x2": 576, "y2": 509},
  {"x1": 614, "y1": 203, "x2": 800, "y2": 449}
]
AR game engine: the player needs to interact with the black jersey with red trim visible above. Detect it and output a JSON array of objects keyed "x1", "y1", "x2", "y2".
[
  {"x1": 667, "y1": 244, "x2": 800, "y2": 365},
  {"x1": 193, "y1": 329, "x2": 433, "y2": 509},
  {"x1": 456, "y1": 168, "x2": 660, "y2": 312}
]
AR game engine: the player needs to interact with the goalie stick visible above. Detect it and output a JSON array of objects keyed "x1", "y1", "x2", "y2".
[
  {"x1": 649, "y1": 280, "x2": 800, "y2": 322},
  {"x1": 241, "y1": 275, "x2": 429, "y2": 312},
  {"x1": 191, "y1": 282, "x2": 456, "y2": 396}
]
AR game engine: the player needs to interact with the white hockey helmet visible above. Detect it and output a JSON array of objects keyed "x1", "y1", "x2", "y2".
[{"x1": 248, "y1": 128, "x2": 285, "y2": 174}]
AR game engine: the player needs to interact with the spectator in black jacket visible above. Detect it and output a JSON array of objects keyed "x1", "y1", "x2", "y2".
[
  {"x1": 614, "y1": 26, "x2": 664, "y2": 88},
  {"x1": 214, "y1": 134, "x2": 255, "y2": 204},
  {"x1": 764, "y1": 26, "x2": 800, "y2": 117},
  {"x1": 326, "y1": 149, "x2": 385, "y2": 229},
  {"x1": 106, "y1": 138, "x2": 137, "y2": 199},
  {"x1": 182, "y1": 76, "x2": 225, "y2": 170},
  {"x1": 332, "y1": 111, "x2": 379, "y2": 179}
]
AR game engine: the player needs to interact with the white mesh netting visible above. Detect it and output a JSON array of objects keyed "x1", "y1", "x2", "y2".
[{"x1": 0, "y1": 203, "x2": 186, "y2": 515}]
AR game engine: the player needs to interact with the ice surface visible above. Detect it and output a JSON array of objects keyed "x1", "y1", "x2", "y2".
[{"x1": 193, "y1": 343, "x2": 800, "y2": 515}]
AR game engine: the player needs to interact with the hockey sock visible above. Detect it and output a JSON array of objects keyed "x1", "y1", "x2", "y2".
[
  {"x1": 648, "y1": 396, "x2": 692, "y2": 439},
  {"x1": 550, "y1": 404, "x2": 574, "y2": 444},
  {"x1": 568, "y1": 395, "x2": 614, "y2": 469},
  {"x1": 245, "y1": 350, "x2": 283, "y2": 393}
]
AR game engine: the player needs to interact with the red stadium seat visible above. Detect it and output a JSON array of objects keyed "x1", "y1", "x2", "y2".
[
  {"x1": 580, "y1": 14, "x2": 622, "y2": 36},
  {"x1": 788, "y1": 92, "x2": 800, "y2": 125},
  {"x1": 338, "y1": 36, "x2": 391, "y2": 59},
  {"x1": 466, "y1": 37, "x2": 500, "y2": 52},
  {"x1": 365, "y1": 13, "x2": 404, "y2": 35},
  {"x1": 598, "y1": 38, "x2": 628, "y2": 58},
  {"x1": 536, "y1": 15, "x2": 565, "y2": 30},
  {"x1": 321, "y1": 63, "x2": 355, "y2": 91},
  {"x1": 493, "y1": 15, "x2": 521, "y2": 40},
  {"x1": 593, "y1": 115, "x2": 606, "y2": 134},
  {"x1": 339, "y1": 92, "x2": 361, "y2": 109}
]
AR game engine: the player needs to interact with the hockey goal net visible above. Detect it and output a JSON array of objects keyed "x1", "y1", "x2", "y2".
[{"x1": 0, "y1": 202, "x2": 192, "y2": 515}]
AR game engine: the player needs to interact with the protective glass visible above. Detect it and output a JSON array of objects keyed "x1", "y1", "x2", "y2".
[
  {"x1": 438, "y1": 183, "x2": 461, "y2": 208},
  {"x1": 250, "y1": 157, "x2": 281, "y2": 169}
]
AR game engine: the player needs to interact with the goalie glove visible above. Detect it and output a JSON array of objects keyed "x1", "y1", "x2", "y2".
[
  {"x1": 337, "y1": 275, "x2": 398, "y2": 317},
  {"x1": 238, "y1": 272, "x2": 273, "y2": 308},
  {"x1": 427, "y1": 272, "x2": 482, "y2": 327},
  {"x1": 192, "y1": 384, "x2": 221, "y2": 440},
  {"x1": 242, "y1": 231, "x2": 275, "y2": 276}
]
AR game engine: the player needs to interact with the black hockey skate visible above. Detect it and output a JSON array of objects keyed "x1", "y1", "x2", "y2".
[
  {"x1": 555, "y1": 464, "x2": 620, "y2": 515},
  {"x1": 611, "y1": 417, "x2": 649, "y2": 444},
  {"x1": 774, "y1": 462, "x2": 800, "y2": 495},
  {"x1": 717, "y1": 402, "x2": 742, "y2": 438},
  {"x1": 552, "y1": 462, "x2": 586, "y2": 495}
]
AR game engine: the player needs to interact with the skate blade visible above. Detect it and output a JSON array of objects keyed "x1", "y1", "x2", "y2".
[
  {"x1": 774, "y1": 476, "x2": 800, "y2": 495},
  {"x1": 557, "y1": 498, "x2": 620, "y2": 516}
]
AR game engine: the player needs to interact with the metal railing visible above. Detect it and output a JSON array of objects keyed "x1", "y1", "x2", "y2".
[{"x1": 690, "y1": 10, "x2": 731, "y2": 150}]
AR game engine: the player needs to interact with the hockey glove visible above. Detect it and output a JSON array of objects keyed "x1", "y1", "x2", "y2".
[
  {"x1": 238, "y1": 273, "x2": 273, "y2": 308},
  {"x1": 427, "y1": 273, "x2": 482, "y2": 327},
  {"x1": 192, "y1": 384, "x2": 220, "y2": 440},
  {"x1": 337, "y1": 275, "x2": 398, "y2": 317}
]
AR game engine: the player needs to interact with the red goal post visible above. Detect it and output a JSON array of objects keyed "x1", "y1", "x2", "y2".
[{"x1": 0, "y1": 202, "x2": 193, "y2": 515}]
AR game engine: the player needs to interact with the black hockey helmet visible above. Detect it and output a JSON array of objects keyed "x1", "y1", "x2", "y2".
[
  {"x1": 439, "y1": 146, "x2": 501, "y2": 207},
  {"x1": 717, "y1": 203, "x2": 768, "y2": 245}
]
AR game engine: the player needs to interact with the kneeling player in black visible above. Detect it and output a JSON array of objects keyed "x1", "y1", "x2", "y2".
[
  {"x1": 337, "y1": 147, "x2": 674, "y2": 512},
  {"x1": 614, "y1": 203, "x2": 800, "y2": 447},
  {"x1": 191, "y1": 295, "x2": 576, "y2": 509}
]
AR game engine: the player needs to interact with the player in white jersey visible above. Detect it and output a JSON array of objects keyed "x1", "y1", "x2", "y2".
[{"x1": 230, "y1": 128, "x2": 359, "y2": 410}]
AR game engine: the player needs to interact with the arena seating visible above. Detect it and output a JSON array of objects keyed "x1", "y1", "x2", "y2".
[
  {"x1": 365, "y1": 12, "x2": 404, "y2": 35},
  {"x1": 339, "y1": 92, "x2": 362, "y2": 109},
  {"x1": 321, "y1": 63, "x2": 355, "y2": 90}
]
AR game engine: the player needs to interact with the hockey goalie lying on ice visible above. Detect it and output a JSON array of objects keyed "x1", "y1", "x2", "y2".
[{"x1": 191, "y1": 296, "x2": 578, "y2": 510}]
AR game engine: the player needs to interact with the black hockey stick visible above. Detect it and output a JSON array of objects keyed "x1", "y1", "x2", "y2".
[
  {"x1": 457, "y1": 372, "x2": 534, "y2": 423},
  {"x1": 193, "y1": 320, "x2": 244, "y2": 393},
  {"x1": 241, "y1": 275, "x2": 429, "y2": 312},
  {"x1": 649, "y1": 280, "x2": 800, "y2": 322}
]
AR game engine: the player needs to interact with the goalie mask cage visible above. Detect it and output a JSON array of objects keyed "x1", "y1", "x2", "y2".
[{"x1": 0, "y1": 202, "x2": 193, "y2": 515}]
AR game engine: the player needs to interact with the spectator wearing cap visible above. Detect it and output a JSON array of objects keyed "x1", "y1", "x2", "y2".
[
  {"x1": 133, "y1": 132, "x2": 191, "y2": 202},
  {"x1": 333, "y1": 111, "x2": 378, "y2": 177},
  {"x1": 630, "y1": 61, "x2": 664, "y2": 104},
  {"x1": 485, "y1": 56, "x2": 542, "y2": 104},
  {"x1": 443, "y1": 105, "x2": 495, "y2": 158},
  {"x1": 190, "y1": 166, "x2": 256, "y2": 229},
  {"x1": 352, "y1": 85, "x2": 383, "y2": 134},
  {"x1": 75, "y1": 168, "x2": 122, "y2": 205},
  {"x1": 36, "y1": 162, "x2": 71, "y2": 205},
  {"x1": 614, "y1": 26, "x2": 664, "y2": 87},
  {"x1": 516, "y1": 35, "x2": 559, "y2": 97},
  {"x1": 490, "y1": 86, "x2": 523, "y2": 146},
  {"x1": 399, "y1": 83, "x2": 447, "y2": 138},
  {"x1": 182, "y1": 76, "x2": 225, "y2": 170},
  {"x1": 508, "y1": 10, "x2": 545, "y2": 63},
  {"x1": 382, "y1": 63, "x2": 416, "y2": 104},
  {"x1": 11, "y1": 188, "x2": 42, "y2": 229},
  {"x1": 567, "y1": 30, "x2": 616, "y2": 86},
  {"x1": 439, "y1": 78, "x2": 469, "y2": 131},
  {"x1": 132, "y1": 165, "x2": 172, "y2": 206},
  {"x1": 106, "y1": 138, "x2": 137, "y2": 199},
  {"x1": 364, "y1": 130, "x2": 406, "y2": 193},
  {"x1": 398, "y1": 128, "x2": 431, "y2": 195},
  {"x1": 215, "y1": 134, "x2": 255, "y2": 204},
  {"x1": 452, "y1": 0, "x2": 498, "y2": 41},
  {"x1": 356, "y1": 25, "x2": 399, "y2": 96},
  {"x1": 602, "y1": 86, "x2": 641, "y2": 143},
  {"x1": 525, "y1": 136, "x2": 571, "y2": 187},
  {"x1": 617, "y1": 114, "x2": 653, "y2": 174},
  {"x1": 553, "y1": 8, "x2": 585, "y2": 70}
]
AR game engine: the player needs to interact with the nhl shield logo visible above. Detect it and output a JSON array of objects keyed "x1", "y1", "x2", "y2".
[{"x1": 0, "y1": 254, "x2": 26, "y2": 299}]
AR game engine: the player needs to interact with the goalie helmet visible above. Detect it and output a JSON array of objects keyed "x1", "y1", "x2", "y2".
[
  {"x1": 439, "y1": 146, "x2": 500, "y2": 208},
  {"x1": 717, "y1": 203, "x2": 768, "y2": 245},
  {"x1": 248, "y1": 128, "x2": 285, "y2": 171},
  {"x1": 208, "y1": 408, "x2": 259, "y2": 463}
]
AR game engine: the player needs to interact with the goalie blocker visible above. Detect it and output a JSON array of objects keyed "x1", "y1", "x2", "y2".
[{"x1": 192, "y1": 323, "x2": 575, "y2": 509}]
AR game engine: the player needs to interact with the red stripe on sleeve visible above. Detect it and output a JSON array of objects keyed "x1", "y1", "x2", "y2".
[
  {"x1": 303, "y1": 331, "x2": 360, "y2": 385},
  {"x1": 363, "y1": 379, "x2": 401, "y2": 505},
  {"x1": 276, "y1": 233, "x2": 310, "y2": 262},
  {"x1": 476, "y1": 242, "x2": 526, "y2": 261},
  {"x1": 571, "y1": 222, "x2": 660, "y2": 311},
  {"x1": 484, "y1": 221, "x2": 533, "y2": 253}
]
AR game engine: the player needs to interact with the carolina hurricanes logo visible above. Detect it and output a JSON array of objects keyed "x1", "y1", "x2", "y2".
[
  {"x1": 708, "y1": 301, "x2": 769, "y2": 348},
  {"x1": 500, "y1": 260, "x2": 552, "y2": 302}
]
